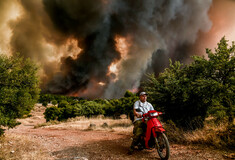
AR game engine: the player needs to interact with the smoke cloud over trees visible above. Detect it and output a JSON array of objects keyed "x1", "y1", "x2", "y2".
[{"x1": 0, "y1": 0, "x2": 214, "y2": 98}]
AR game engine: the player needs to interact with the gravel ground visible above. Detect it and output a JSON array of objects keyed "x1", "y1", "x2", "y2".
[{"x1": 6, "y1": 104, "x2": 231, "y2": 160}]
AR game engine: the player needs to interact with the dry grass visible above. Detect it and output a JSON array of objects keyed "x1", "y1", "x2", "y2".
[
  {"x1": 34, "y1": 116, "x2": 133, "y2": 134},
  {"x1": 34, "y1": 120, "x2": 61, "y2": 128},
  {"x1": 0, "y1": 134, "x2": 52, "y2": 160},
  {"x1": 185, "y1": 119, "x2": 235, "y2": 149},
  {"x1": 165, "y1": 117, "x2": 235, "y2": 151}
]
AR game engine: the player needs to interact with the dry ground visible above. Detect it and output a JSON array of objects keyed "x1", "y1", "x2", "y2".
[{"x1": 5, "y1": 104, "x2": 232, "y2": 160}]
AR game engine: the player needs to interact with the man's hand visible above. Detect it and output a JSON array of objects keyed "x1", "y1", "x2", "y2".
[
  {"x1": 136, "y1": 113, "x2": 142, "y2": 118},
  {"x1": 134, "y1": 109, "x2": 142, "y2": 118}
]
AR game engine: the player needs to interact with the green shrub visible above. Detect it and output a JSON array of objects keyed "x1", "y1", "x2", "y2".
[
  {"x1": 82, "y1": 101, "x2": 105, "y2": 117},
  {"x1": 58, "y1": 100, "x2": 69, "y2": 108},
  {"x1": 58, "y1": 105, "x2": 75, "y2": 120},
  {"x1": 51, "y1": 99, "x2": 57, "y2": 105},
  {"x1": 143, "y1": 37, "x2": 234, "y2": 130},
  {"x1": 42, "y1": 92, "x2": 138, "y2": 121},
  {"x1": 44, "y1": 106, "x2": 61, "y2": 122},
  {"x1": 43, "y1": 102, "x2": 85, "y2": 121},
  {"x1": 42, "y1": 101, "x2": 48, "y2": 107},
  {"x1": 0, "y1": 54, "x2": 40, "y2": 135}
]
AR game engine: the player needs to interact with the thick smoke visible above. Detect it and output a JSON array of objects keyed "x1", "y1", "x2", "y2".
[
  {"x1": 0, "y1": 0, "x2": 213, "y2": 98},
  {"x1": 0, "y1": 0, "x2": 20, "y2": 54},
  {"x1": 104, "y1": 0, "x2": 212, "y2": 98}
]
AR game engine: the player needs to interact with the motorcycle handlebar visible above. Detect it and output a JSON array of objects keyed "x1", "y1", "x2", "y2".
[{"x1": 142, "y1": 111, "x2": 165, "y2": 117}]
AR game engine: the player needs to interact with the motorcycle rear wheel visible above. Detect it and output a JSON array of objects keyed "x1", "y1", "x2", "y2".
[{"x1": 155, "y1": 132, "x2": 170, "y2": 160}]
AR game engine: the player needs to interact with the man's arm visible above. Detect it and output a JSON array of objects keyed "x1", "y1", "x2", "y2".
[
  {"x1": 149, "y1": 103, "x2": 154, "y2": 111},
  {"x1": 133, "y1": 101, "x2": 142, "y2": 118},
  {"x1": 133, "y1": 108, "x2": 142, "y2": 118}
]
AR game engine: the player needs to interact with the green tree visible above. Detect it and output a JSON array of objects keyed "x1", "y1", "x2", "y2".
[
  {"x1": 143, "y1": 37, "x2": 234, "y2": 129},
  {"x1": 203, "y1": 37, "x2": 235, "y2": 122},
  {"x1": 0, "y1": 54, "x2": 40, "y2": 134}
]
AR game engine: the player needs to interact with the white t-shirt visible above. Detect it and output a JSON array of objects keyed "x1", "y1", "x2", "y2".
[{"x1": 133, "y1": 100, "x2": 154, "y2": 122}]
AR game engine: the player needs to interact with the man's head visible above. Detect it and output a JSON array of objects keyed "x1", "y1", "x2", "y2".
[{"x1": 139, "y1": 92, "x2": 148, "y2": 102}]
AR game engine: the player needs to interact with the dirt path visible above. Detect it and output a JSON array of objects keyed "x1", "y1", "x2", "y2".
[{"x1": 6, "y1": 104, "x2": 229, "y2": 160}]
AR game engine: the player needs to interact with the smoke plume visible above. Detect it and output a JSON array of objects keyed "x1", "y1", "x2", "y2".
[{"x1": 0, "y1": 0, "x2": 214, "y2": 98}]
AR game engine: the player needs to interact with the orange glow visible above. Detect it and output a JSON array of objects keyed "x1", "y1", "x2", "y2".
[
  {"x1": 129, "y1": 88, "x2": 138, "y2": 93},
  {"x1": 68, "y1": 79, "x2": 105, "y2": 98},
  {"x1": 114, "y1": 35, "x2": 131, "y2": 59},
  {"x1": 64, "y1": 38, "x2": 82, "y2": 59},
  {"x1": 194, "y1": 0, "x2": 235, "y2": 56},
  {"x1": 109, "y1": 62, "x2": 118, "y2": 73},
  {"x1": 107, "y1": 61, "x2": 119, "y2": 82},
  {"x1": 47, "y1": 38, "x2": 82, "y2": 62},
  {"x1": 98, "y1": 82, "x2": 106, "y2": 86},
  {"x1": 106, "y1": 34, "x2": 132, "y2": 82}
]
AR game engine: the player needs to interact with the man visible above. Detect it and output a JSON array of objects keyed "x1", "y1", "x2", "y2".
[{"x1": 128, "y1": 92, "x2": 154, "y2": 154}]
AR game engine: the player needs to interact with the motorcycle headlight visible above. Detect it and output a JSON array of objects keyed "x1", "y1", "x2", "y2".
[{"x1": 150, "y1": 112, "x2": 158, "y2": 116}]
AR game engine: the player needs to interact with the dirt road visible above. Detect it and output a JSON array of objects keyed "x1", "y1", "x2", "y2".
[{"x1": 6, "y1": 104, "x2": 229, "y2": 160}]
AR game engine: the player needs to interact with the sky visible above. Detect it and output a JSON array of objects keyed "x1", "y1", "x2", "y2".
[{"x1": 0, "y1": 0, "x2": 234, "y2": 99}]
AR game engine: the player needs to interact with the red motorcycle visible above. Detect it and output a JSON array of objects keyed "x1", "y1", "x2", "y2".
[{"x1": 138, "y1": 110, "x2": 170, "y2": 160}]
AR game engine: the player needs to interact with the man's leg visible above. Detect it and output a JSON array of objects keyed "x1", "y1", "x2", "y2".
[{"x1": 129, "y1": 121, "x2": 144, "y2": 153}]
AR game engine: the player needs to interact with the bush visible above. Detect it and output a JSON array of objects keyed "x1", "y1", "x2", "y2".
[
  {"x1": 143, "y1": 37, "x2": 234, "y2": 130},
  {"x1": 58, "y1": 105, "x2": 76, "y2": 120},
  {"x1": 58, "y1": 100, "x2": 69, "y2": 108},
  {"x1": 44, "y1": 106, "x2": 61, "y2": 122},
  {"x1": 39, "y1": 93, "x2": 83, "y2": 104},
  {"x1": 51, "y1": 100, "x2": 57, "y2": 105},
  {"x1": 42, "y1": 101, "x2": 48, "y2": 107},
  {"x1": 42, "y1": 91, "x2": 138, "y2": 122},
  {"x1": 0, "y1": 54, "x2": 40, "y2": 135},
  {"x1": 82, "y1": 101, "x2": 105, "y2": 117}
]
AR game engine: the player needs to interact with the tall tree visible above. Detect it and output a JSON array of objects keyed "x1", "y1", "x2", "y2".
[
  {"x1": 143, "y1": 37, "x2": 234, "y2": 129},
  {"x1": 0, "y1": 54, "x2": 40, "y2": 135}
]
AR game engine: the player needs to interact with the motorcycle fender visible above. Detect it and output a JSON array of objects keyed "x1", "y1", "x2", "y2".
[
  {"x1": 145, "y1": 120, "x2": 155, "y2": 148},
  {"x1": 155, "y1": 127, "x2": 165, "y2": 132},
  {"x1": 152, "y1": 118, "x2": 162, "y2": 127}
]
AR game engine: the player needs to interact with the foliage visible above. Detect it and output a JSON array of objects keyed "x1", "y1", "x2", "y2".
[
  {"x1": 43, "y1": 90, "x2": 138, "y2": 122},
  {"x1": 0, "y1": 54, "x2": 40, "y2": 135},
  {"x1": 81, "y1": 101, "x2": 105, "y2": 117},
  {"x1": 58, "y1": 100, "x2": 69, "y2": 108},
  {"x1": 143, "y1": 37, "x2": 235, "y2": 130},
  {"x1": 124, "y1": 90, "x2": 136, "y2": 97},
  {"x1": 44, "y1": 106, "x2": 61, "y2": 122},
  {"x1": 39, "y1": 93, "x2": 82, "y2": 105},
  {"x1": 51, "y1": 99, "x2": 57, "y2": 105},
  {"x1": 109, "y1": 96, "x2": 138, "y2": 120},
  {"x1": 42, "y1": 101, "x2": 48, "y2": 107}
]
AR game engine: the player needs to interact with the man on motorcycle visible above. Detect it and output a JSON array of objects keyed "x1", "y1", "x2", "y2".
[{"x1": 128, "y1": 91, "x2": 154, "y2": 154}]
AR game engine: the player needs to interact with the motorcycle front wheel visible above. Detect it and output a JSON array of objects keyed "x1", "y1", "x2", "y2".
[{"x1": 155, "y1": 132, "x2": 170, "y2": 160}]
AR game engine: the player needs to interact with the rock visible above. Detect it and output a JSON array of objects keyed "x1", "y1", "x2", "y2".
[
  {"x1": 97, "y1": 115, "x2": 104, "y2": 119},
  {"x1": 101, "y1": 122, "x2": 109, "y2": 128},
  {"x1": 120, "y1": 114, "x2": 127, "y2": 119},
  {"x1": 88, "y1": 123, "x2": 96, "y2": 129},
  {"x1": 113, "y1": 113, "x2": 121, "y2": 119},
  {"x1": 74, "y1": 156, "x2": 88, "y2": 160}
]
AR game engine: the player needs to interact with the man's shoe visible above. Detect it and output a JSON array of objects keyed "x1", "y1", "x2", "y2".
[
  {"x1": 127, "y1": 147, "x2": 134, "y2": 155},
  {"x1": 137, "y1": 144, "x2": 144, "y2": 150}
]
